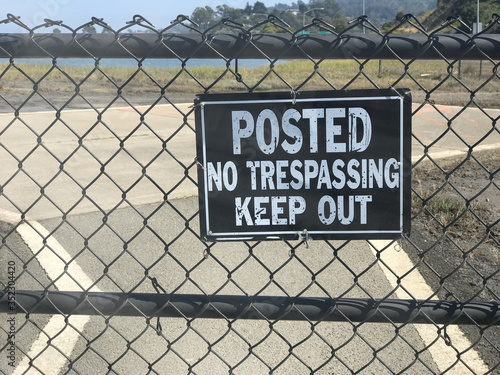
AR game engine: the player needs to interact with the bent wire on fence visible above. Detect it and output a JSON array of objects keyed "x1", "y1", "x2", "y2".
[{"x1": 0, "y1": 11, "x2": 499, "y2": 375}]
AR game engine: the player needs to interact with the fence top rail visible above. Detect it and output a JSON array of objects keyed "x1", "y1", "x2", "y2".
[{"x1": 1, "y1": 32, "x2": 499, "y2": 60}]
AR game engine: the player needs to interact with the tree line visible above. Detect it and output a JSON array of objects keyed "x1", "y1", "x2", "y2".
[{"x1": 191, "y1": 0, "x2": 348, "y2": 32}]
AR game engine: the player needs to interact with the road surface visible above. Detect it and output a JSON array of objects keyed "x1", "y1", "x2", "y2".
[{"x1": 1, "y1": 102, "x2": 497, "y2": 374}]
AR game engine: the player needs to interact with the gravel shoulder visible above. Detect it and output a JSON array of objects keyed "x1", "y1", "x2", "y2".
[
  {"x1": 2, "y1": 87, "x2": 500, "y2": 113},
  {"x1": 403, "y1": 148, "x2": 500, "y2": 370}
]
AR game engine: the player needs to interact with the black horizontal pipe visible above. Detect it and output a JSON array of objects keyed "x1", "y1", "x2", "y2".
[
  {"x1": 1, "y1": 291, "x2": 499, "y2": 325},
  {"x1": 0, "y1": 33, "x2": 499, "y2": 60}
]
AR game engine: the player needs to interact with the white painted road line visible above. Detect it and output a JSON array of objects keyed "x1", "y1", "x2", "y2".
[
  {"x1": 0, "y1": 209, "x2": 99, "y2": 375},
  {"x1": 370, "y1": 240, "x2": 489, "y2": 374},
  {"x1": 412, "y1": 142, "x2": 500, "y2": 163},
  {"x1": 1, "y1": 102, "x2": 497, "y2": 372}
]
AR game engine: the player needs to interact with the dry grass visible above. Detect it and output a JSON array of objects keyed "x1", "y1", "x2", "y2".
[
  {"x1": 411, "y1": 148, "x2": 499, "y2": 239},
  {"x1": 412, "y1": 191, "x2": 487, "y2": 230},
  {"x1": 1, "y1": 59, "x2": 499, "y2": 105}
]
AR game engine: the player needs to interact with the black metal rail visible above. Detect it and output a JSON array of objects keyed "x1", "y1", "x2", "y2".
[
  {"x1": 2, "y1": 291, "x2": 499, "y2": 325},
  {"x1": 1, "y1": 33, "x2": 500, "y2": 60}
]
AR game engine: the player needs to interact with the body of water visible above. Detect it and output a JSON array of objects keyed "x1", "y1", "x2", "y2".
[{"x1": 2, "y1": 58, "x2": 277, "y2": 69}]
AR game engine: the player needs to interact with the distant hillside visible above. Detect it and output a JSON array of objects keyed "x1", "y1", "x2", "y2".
[
  {"x1": 423, "y1": 0, "x2": 466, "y2": 30},
  {"x1": 422, "y1": 0, "x2": 500, "y2": 31},
  {"x1": 335, "y1": 0, "x2": 437, "y2": 23}
]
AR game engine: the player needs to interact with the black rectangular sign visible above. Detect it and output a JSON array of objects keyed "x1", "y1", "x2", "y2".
[{"x1": 195, "y1": 89, "x2": 411, "y2": 241}]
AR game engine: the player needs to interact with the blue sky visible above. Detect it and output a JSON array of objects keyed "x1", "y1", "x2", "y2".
[{"x1": 1, "y1": 0, "x2": 281, "y2": 31}]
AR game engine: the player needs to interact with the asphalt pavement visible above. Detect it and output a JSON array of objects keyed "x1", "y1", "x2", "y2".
[
  {"x1": 1, "y1": 102, "x2": 498, "y2": 374},
  {"x1": 0, "y1": 103, "x2": 498, "y2": 221}
]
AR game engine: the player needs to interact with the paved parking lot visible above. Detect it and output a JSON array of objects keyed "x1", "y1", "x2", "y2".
[
  {"x1": 1, "y1": 103, "x2": 498, "y2": 221},
  {"x1": 1, "y1": 102, "x2": 497, "y2": 374}
]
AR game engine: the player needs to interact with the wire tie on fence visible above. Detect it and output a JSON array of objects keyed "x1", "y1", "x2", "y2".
[
  {"x1": 234, "y1": 59, "x2": 243, "y2": 82},
  {"x1": 6, "y1": 14, "x2": 30, "y2": 30},
  {"x1": 312, "y1": 18, "x2": 336, "y2": 34},
  {"x1": 221, "y1": 18, "x2": 244, "y2": 28},
  {"x1": 484, "y1": 13, "x2": 500, "y2": 29},
  {"x1": 402, "y1": 14, "x2": 424, "y2": 32},
  {"x1": 87, "y1": 17, "x2": 104, "y2": 26},
  {"x1": 188, "y1": 101, "x2": 203, "y2": 110},
  {"x1": 300, "y1": 229, "x2": 310, "y2": 249},
  {"x1": 150, "y1": 276, "x2": 167, "y2": 294},
  {"x1": 91, "y1": 17, "x2": 110, "y2": 29},
  {"x1": 389, "y1": 86, "x2": 406, "y2": 100},
  {"x1": 206, "y1": 34, "x2": 217, "y2": 47},
  {"x1": 155, "y1": 318, "x2": 163, "y2": 335},
  {"x1": 149, "y1": 276, "x2": 167, "y2": 335},
  {"x1": 442, "y1": 16, "x2": 472, "y2": 33},
  {"x1": 443, "y1": 325, "x2": 452, "y2": 346},
  {"x1": 43, "y1": 19, "x2": 63, "y2": 27},
  {"x1": 127, "y1": 15, "x2": 148, "y2": 27},
  {"x1": 195, "y1": 157, "x2": 207, "y2": 171},
  {"x1": 348, "y1": 16, "x2": 362, "y2": 25},
  {"x1": 171, "y1": 14, "x2": 198, "y2": 28}
]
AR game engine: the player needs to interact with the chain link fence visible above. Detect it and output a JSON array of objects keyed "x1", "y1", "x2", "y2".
[{"x1": 0, "y1": 12, "x2": 499, "y2": 374}]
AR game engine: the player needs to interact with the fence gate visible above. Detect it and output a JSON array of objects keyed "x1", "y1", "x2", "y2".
[{"x1": 1, "y1": 13, "x2": 499, "y2": 374}]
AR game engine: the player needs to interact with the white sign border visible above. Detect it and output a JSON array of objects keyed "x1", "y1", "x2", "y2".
[{"x1": 199, "y1": 95, "x2": 405, "y2": 240}]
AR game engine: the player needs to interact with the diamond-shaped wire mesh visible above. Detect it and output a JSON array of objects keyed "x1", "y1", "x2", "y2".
[{"x1": 0, "y1": 12, "x2": 499, "y2": 374}]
